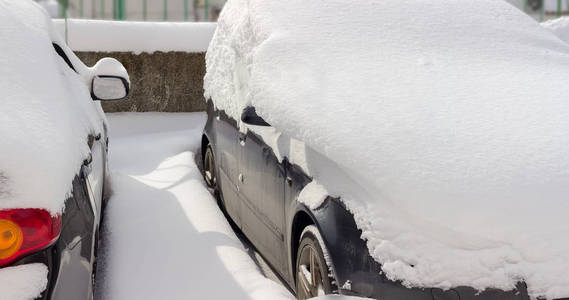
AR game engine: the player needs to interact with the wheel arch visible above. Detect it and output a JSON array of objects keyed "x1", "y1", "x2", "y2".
[
  {"x1": 290, "y1": 208, "x2": 316, "y2": 282},
  {"x1": 289, "y1": 197, "x2": 375, "y2": 295},
  {"x1": 201, "y1": 134, "x2": 210, "y2": 161}
]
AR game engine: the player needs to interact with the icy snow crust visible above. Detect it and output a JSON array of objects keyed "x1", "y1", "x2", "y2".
[
  {"x1": 205, "y1": 1, "x2": 569, "y2": 298},
  {"x1": 0, "y1": 0, "x2": 106, "y2": 214}
]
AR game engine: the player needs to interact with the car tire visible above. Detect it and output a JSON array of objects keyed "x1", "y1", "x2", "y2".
[
  {"x1": 295, "y1": 225, "x2": 337, "y2": 300},
  {"x1": 203, "y1": 144, "x2": 218, "y2": 193},
  {"x1": 203, "y1": 144, "x2": 228, "y2": 213}
]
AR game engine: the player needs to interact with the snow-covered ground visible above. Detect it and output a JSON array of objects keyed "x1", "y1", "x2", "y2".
[{"x1": 94, "y1": 112, "x2": 294, "y2": 300}]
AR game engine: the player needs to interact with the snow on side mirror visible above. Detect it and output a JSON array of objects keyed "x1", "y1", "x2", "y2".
[
  {"x1": 92, "y1": 76, "x2": 129, "y2": 101},
  {"x1": 241, "y1": 106, "x2": 270, "y2": 126},
  {"x1": 90, "y1": 57, "x2": 130, "y2": 101}
]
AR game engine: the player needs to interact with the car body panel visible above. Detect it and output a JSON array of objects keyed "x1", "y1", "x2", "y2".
[{"x1": 203, "y1": 101, "x2": 531, "y2": 300}]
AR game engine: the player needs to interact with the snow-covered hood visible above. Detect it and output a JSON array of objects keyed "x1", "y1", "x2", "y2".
[
  {"x1": 205, "y1": 0, "x2": 569, "y2": 298},
  {"x1": 0, "y1": 0, "x2": 104, "y2": 214}
]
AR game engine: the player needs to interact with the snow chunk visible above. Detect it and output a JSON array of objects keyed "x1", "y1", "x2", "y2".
[
  {"x1": 0, "y1": 0, "x2": 105, "y2": 214},
  {"x1": 0, "y1": 263, "x2": 49, "y2": 300},
  {"x1": 53, "y1": 19, "x2": 216, "y2": 53},
  {"x1": 205, "y1": 0, "x2": 569, "y2": 298},
  {"x1": 298, "y1": 181, "x2": 329, "y2": 210},
  {"x1": 542, "y1": 17, "x2": 569, "y2": 43}
]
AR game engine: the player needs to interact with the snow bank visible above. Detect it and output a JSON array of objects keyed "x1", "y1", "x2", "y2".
[
  {"x1": 0, "y1": 263, "x2": 48, "y2": 300},
  {"x1": 205, "y1": 0, "x2": 569, "y2": 298},
  {"x1": 0, "y1": 0, "x2": 105, "y2": 214},
  {"x1": 543, "y1": 17, "x2": 569, "y2": 43},
  {"x1": 53, "y1": 19, "x2": 216, "y2": 53},
  {"x1": 97, "y1": 113, "x2": 293, "y2": 300}
]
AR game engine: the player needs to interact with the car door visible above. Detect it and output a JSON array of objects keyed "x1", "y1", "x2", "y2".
[
  {"x1": 84, "y1": 133, "x2": 105, "y2": 224},
  {"x1": 214, "y1": 109, "x2": 243, "y2": 227},
  {"x1": 238, "y1": 107, "x2": 287, "y2": 274}
]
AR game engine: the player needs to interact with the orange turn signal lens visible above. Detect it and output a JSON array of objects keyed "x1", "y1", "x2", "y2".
[{"x1": 0, "y1": 219, "x2": 23, "y2": 260}]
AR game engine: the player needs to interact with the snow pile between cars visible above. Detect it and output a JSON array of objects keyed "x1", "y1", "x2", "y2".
[
  {"x1": 98, "y1": 113, "x2": 293, "y2": 300},
  {"x1": 205, "y1": 0, "x2": 569, "y2": 298},
  {"x1": 0, "y1": 0, "x2": 104, "y2": 214}
]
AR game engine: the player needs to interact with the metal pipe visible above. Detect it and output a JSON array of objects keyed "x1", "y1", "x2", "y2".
[
  {"x1": 80, "y1": 0, "x2": 84, "y2": 18},
  {"x1": 559, "y1": 0, "x2": 562, "y2": 17},
  {"x1": 118, "y1": 0, "x2": 125, "y2": 20},
  {"x1": 540, "y1": 0, "x2": 545, "y2": 21},
  {"x1": 101, "y1": 0, "x2": 105, "y2": 19},
  {"x1": 204, "y1": 0, "x2": 209, "y2": 21},
  {"x1": 184, "y1": 0, "x2": 189, "y2": 21},
  {"x1": 143, "y1": 0, "x2": 147, "y2": 21},
  {"x1": 163, "y1": 0, "x2": 168, "y2": 21},
  {"x1": 59, "y1": 0, "x2": 67, "y2": 18}
]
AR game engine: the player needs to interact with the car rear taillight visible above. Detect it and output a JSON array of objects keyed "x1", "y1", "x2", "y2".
[{"x1": 0, "y1": 209, "x2": 61, "y2": 267}]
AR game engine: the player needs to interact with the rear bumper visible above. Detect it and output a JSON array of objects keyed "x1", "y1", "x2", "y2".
[{"x1": 10, "y1": 239, "x2": 93, "y2": 300}]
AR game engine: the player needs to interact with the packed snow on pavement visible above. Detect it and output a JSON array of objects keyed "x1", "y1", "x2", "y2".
[
  {"x1": 95, "y1": 113, "x2": 294, "y2": 300},
  {"x1": 205, "y1": 0, "x2": 569, "y2": 298}
]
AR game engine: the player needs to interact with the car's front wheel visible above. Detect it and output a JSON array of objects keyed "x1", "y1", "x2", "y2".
[
  {"x1": 203, "y1": 144, "x2": 218, "y2": 193},
  {"x1": 295, "y1": 225, "x2": 337, "y2": 300}
]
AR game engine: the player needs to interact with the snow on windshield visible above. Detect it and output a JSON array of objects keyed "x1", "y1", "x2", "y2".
[
  {"x1": 0, "y1": 0, "x2": 104, "y2": 214},
  {"x1": 205, "y1": 0, "x2": 569, "y2": 298}
]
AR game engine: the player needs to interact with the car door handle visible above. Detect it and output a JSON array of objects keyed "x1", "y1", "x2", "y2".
[
  {"x1": 83, "y1": 153, "x2": 93, "y2": 166},
  {"x1": 238, "y1": 132, "x2": 247, "y2": 145}
]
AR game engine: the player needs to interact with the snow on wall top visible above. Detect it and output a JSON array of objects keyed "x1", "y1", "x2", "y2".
[
  {"x1": 542, "y1": 17, "x2": 569, "y2": 43},
  {"x1": 204, "y1": 0, "x2": 569, "y2": 298},
  {"x1": 0, "y1": 0, "x2": 104, "y2": 214},
  {"x1": 53, "y1": 19, "x2": 216, "y2": 53}
]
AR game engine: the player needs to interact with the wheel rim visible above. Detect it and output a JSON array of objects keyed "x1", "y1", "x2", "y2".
[
  {"x1": 297, "y1": 245, "x2": 327, "y2": 299},
  {"x1": 204, "y1": 148, "x2": 217, "y2": 188}
]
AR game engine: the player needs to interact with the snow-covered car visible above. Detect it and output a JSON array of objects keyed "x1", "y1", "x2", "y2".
[
  {"x1": 0, "y1": 1, "x2": 129, "y2": 299},
  {"x1": 203, "y1": 1, "x2": 569, "y2": 300}
]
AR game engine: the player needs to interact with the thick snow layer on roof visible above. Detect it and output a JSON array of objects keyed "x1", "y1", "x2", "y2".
[
  {"x1": 0, "y1": 0, "x2": 104, "y2": 214},
  {"x1": 53, "y1": 19, "x2": 216, "y2": 53},
  {"x1": 0, "y1": 263, "x2": 48, "y2": 300},
  {"x1": 204, "y1": 0, "x2": 569, "y2": 298},
  {"x1": 543, "y1": 17, "x2": 569, "y2": 43}
]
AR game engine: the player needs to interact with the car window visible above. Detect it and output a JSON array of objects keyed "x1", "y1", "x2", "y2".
[
  {"x1": 52, "y1": 43, "x2": 76, "y2": 72},
  {"x1": 241, "y1": 106, "x2": 270, "y2": 127}
]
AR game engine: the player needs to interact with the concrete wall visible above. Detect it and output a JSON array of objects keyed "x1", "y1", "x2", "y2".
[{"x1": 76, "y1": 51, "x2": 207, "y2": 112}]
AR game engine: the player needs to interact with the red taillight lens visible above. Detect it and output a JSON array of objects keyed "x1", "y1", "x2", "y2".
[{"x1": 0, "y1": 209, "x2": 61, "y2": 267}]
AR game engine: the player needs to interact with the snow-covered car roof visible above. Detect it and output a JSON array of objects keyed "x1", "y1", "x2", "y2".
[
  {"x1": 0, "y1": 0, "x2": 105, "y2": 214},
  {"x1": 204, "y1": 0, "x2": 569, "y2": 298}
]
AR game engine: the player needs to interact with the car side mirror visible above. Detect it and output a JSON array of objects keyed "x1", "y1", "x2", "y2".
[
  {"x1": 241, "y1": 107, "x2": 270, "y2": 127},
  {"x1": 90, "y1": 58, "x2": 130, "y2": 101}
]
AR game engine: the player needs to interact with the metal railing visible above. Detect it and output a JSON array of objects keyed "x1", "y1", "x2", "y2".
[{"x1": 522, "y1": 0, "x2": 569, "y2": 21}]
